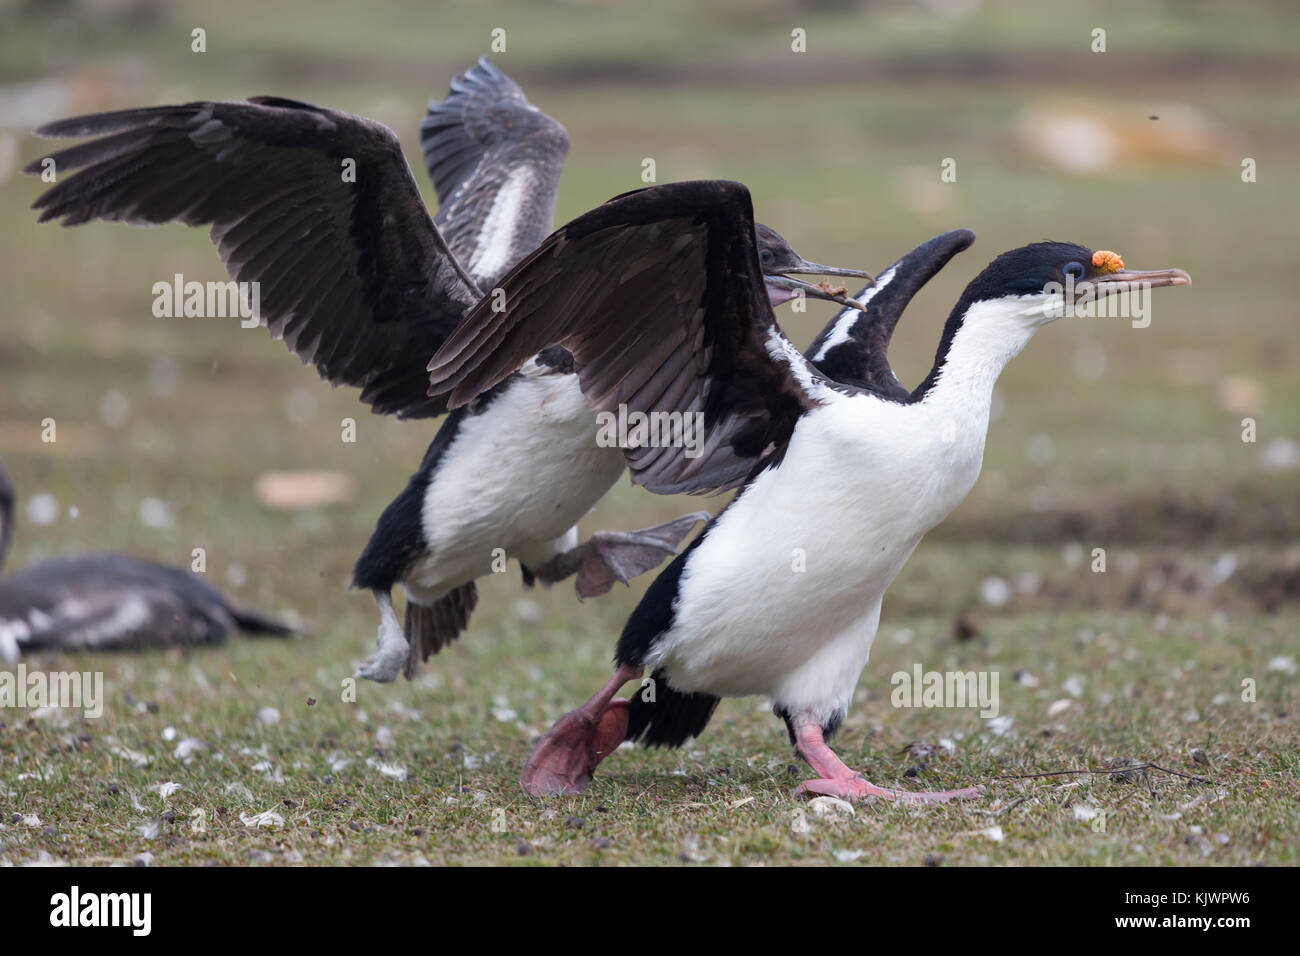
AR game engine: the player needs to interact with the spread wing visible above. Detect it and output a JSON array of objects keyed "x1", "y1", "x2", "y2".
[
  {"x1": 28, "y1": 98, "x2": 480, "y2": 419},
  {"x1": 421, "y1": 59, "x2": 570, "y2": 288},
  {"x1": 807, "y1": 229, "x2": 976, "y2": 399},
  {"x1": 427, "y1": 180, "x2": 835, "y2": 495}
]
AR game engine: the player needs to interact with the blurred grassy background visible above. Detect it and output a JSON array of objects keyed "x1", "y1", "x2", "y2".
[{"x1": 0, "y1": 0, "x2": 1296, "y2": 865}]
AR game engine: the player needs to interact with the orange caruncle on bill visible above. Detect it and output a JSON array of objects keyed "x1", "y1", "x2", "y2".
[{"x1": 1091, "y1": 250, "x2": 1124, "y2": 273}]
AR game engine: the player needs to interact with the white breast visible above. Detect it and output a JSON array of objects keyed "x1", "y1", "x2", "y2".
[
  {"x1": 406, "y1": 364, "x2": 625, "y2": 598},
  {"x1": 643, "y1": 294, "x2": 1048, "y2": 724},
  {"x1": 649, "y1": 387, "x2": 990, "y2": 722}
]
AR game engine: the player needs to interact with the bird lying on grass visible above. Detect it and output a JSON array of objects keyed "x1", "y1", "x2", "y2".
[{"x1": 0, "y1": 462, "x2": 294, "y2": 661}]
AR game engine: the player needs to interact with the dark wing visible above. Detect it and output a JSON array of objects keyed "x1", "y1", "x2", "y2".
[
  {"x1": 807, "y1": 229, "x2": 975, "y2": 399},
  {"x1": 0, "y1": 555, "x2": 291, "y2": 657},
  {"x1": 27, "y1": 98, "x2": 481, "y2": 419},
  {"x1": 421, "y1": 58, "x2": 570, "y2": 288},
  {"x1": 427, "y1": 180, "x2": 832, "y2": 495}
]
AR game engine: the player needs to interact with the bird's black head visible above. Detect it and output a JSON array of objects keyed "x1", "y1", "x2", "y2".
[
  {"x1": 914, "y1": 240, "x2": 1191, "y2": 399},
  {"x1": 959, "y1": 241, "x2": 1190, "y2": 316},
  {"x1": 965, "y1": 242, "x2": 1097, "y2": 299},
  {"x1": 752, "y1": 222, "x2": 875, "y2": 311}
]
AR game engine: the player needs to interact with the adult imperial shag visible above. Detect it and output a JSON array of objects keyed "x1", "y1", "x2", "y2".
[
  {"x1": 26, "y1": 62, "x2": 870, "y2": 682},
  {"x1": 428, "y1": 180, "x2": 1190, "y2": 802}
]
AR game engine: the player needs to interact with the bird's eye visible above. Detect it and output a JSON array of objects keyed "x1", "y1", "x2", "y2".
[
  {"x1": 1063, "y1": 261, "x2": 1086, "y2": 279},
  {"x1": 759, "y1": 249, "x2": 774, "y2": 265}
]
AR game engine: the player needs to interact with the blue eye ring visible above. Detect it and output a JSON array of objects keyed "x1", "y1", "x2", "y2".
[{"x1": 1063, "y1": 261, "x2": 1086, "y2": 280}]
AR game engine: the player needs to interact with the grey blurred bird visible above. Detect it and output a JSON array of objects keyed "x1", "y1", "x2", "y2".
[{"x1": 0, "y1": 463, "x2": 294, "y2": 661}]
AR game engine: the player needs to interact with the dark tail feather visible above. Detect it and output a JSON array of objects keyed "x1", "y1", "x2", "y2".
[
  {"x1": 624, "y1": 668, "x2": 719, "y2": 749},
  {"x1": 403, "y1": 582, "x2": 478, "y2": 679},
  {"x1": 227, "y1": 604, "x2": 296, "y2": 637}
]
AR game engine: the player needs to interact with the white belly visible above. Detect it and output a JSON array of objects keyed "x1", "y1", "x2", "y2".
[
  {"x1": 405, "y1": 364, "x2": 625, "y2": 597},
  {"x1": 649, "y1": 391, "x2": 988, "y2": 722}
]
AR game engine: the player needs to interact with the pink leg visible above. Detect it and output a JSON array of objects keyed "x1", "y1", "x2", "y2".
[
  {"x1": 793, "y1": 722, "x2": 984, "y2": 804},
  {"x1": 520, "y1": 664, "x2": 641, "y2": 797}
]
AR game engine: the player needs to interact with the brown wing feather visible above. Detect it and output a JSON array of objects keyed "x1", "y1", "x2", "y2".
[
  {"x1": 28, "y1": 98, "x2": 479, "y2": 419},
  {"x1": 427, "y1": 180, "x2": 820, "y2": 494}
]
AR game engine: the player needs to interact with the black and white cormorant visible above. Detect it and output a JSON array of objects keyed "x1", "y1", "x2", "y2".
[
  {"x1": 25, "y1": 61, "x2": 870, "y2": 682},
  {"x1": 0, "y1": 463, "x2": 293, "y2": 661},
  {"x1": 427, "y1": 180, "x2": 1191, "y2": 801}
]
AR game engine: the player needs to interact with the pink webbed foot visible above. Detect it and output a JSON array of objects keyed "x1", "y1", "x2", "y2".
[
  {"x1": 573, "y1": 512, "x2": 710, "y2": 600},
  {"x1": 791, "y1": 721, "x2": 983, "y2": 804},
  {"x1": 796, "y1": 775, "x2": 984, "y2": 803},
  {"x1": 521, "y1": 699, "x2": 629, "y2": 797}
]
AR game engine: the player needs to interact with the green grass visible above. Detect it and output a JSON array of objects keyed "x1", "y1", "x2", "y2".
[
  {"x1": 0, "y1": 0, "x2": 1297, "y2": 866},
  {"x1": 4, "y1": 608, "x2": 1296, "y2": 865}
]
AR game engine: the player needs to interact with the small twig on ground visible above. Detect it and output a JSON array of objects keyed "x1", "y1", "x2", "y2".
[
  {"x1": 997, "y1": 763, "x2": 1214, "y2": 786},
  {"x1": 993, "y1": 796, "x2": 1030, "y2": 817}
]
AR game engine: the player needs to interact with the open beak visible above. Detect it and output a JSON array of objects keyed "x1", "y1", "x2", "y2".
[
  {"x1": 766, "y1": 260, "x2": 876, "y2": 311},
  {"x1": 1090, "y1": 267, "x2": 1192, "y2": 294}
]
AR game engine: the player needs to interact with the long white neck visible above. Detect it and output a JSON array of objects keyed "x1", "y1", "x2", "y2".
[{"x1": 917, "y1": 295, "x2": 1045, "y2": 411}]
